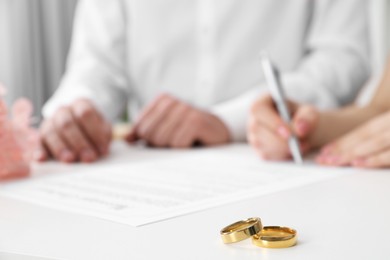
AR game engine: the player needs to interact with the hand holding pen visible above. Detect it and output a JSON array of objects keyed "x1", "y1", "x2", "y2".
[
  {"x1": 247, "y1": 53, "x2": 320, "y2": 162},
  {"x1": 248, "y1": 94, "x2": 320, "y2": 161}
]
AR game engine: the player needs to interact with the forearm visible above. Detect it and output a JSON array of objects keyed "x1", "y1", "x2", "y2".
[
  {"x1": 44, "y1": 0, "x2": 129, "y2": 122},
  {"x1": 211, "y1": 87, "x2": 264, "y2": 142},
  {"x1": 43, "y1": 81, "x2": 128, "y2": 122},
  {"x1": 311, "y1": 105, "x2": 387, "y2": 148},
  {"x1": 311, "y1": 56, "x2": 390, "y2": 148},
  {"x1": 369, "y1": 57, "x2": 390, "y2": 111}
]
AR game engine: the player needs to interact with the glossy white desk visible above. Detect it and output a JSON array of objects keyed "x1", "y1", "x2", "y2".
[{"x1": 0, "y1": 142, "x2": 389, "y2": 260}]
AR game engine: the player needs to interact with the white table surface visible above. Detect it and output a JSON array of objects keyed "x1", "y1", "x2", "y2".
[{"x1": 0, "y1": 142, "x2": 389, "y2": 260}]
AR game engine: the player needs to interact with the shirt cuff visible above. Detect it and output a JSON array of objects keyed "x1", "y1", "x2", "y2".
[
  {"x1": 42, "y1": 85, "x2": 103, "y2": 119},
  {"x1": 211, "y1": 87, "x2": 264, "y2": 142}
]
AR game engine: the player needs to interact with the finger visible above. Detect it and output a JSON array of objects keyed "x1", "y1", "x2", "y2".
[
  {"x1": 135, "y1": 95, "x2": 177, "y2": 141},
  {"x1": 103, "y1": 122, "x2": 113, "y2": 154},
  {"x1": 348, "y1": 131, "x2": 390, "y2": 159},
  {"x1": 125, "y1": 128, "x2": 139, "y2": 143},
  {"x1": 248, "y1": 130, "x2": 265, "y2": 160},
  {"x1": 196, "y1": 113, "x2": 230, "y2": 146},
  {"x1": 41, "y1": 120, "x2": 75, "y2": 163},
  {"x1": 132, "y1": 94, "x2": 172, "y2": 133},
  {"x1": 315, "y1": 153, "x2": 351, "y2": 167},
  {"x1": 33, "y1": 139, "x2": 49, "y2": 162},
  {"x1": 321, "y1": 135, "x2": 364, "y2": 159},
  {"x1": 353, "y1": 150, "x2": 390, "y2": 168},
  {"x1": 248, "y1": 115, "x2": 292, "y2": 160},
  {"x1": 53, "y1": 107, "x2": 97, "y2": 163},
  {"x1": 150, "y1": 102, "x2": 190, "y2": 147},
  {"x1": 300, "y1": 140, "x2": 312, "y2": 154},
  {"x1": 0, "y1": 163, "x2": 30, "y2": 181},
  {"x1": 32, "y1": 132, "x2": 48, "y2": 162},
  {"x1": 292, "y1": 105, "x2": 318, "y2": 138},
  {"x1": 170, "y1": 115, "x2": 197, "y2": 148},
  {"x1": 251, "y1": 95, "x2": 291, "y2": 139},
  {"x1": 248, "y1": 121, "x2": 265, "y2": 161},
  {"x1": 248, "y1": 133, "x2": 264, "y2": 157},
  {"x1": 71, "y1": 100, "x2": 111, "y2": 155},
  {"x1": 248, "y1": 116, "x2": 262, "y2": 148},
  {"x1": 247, "y1": 120, "x2": 265, "y2": 160},
  {"x1": 259, "y1": 129, "x2": 291, "y2": 161},
  {"x1": 251, "y1": 122, "x2": 290, "y2": 161},
  {"x1": 327, "y1": 118, "x2": 384, "y2": 156},
  {"x1": 248, "y1": 116, "x2": 281, "y2": 160},
  {"x1": 316, "y1": 142, "x2": 351, "y2": 166}
]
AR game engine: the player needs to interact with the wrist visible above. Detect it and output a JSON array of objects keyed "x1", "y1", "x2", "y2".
[
  {"x1": 307, "y1": 112, "x2": 326, "y2": 149},
  {"x1": 212, "y1": 114, "x2": 231, "y2": 143},
  {"x1": 202, "y1": 112, "x2": 231, "y2": 144}
]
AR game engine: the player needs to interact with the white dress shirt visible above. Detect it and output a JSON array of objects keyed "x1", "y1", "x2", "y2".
[{"x1": 43, "y1": 0, "x2": 370, "y2": 141}]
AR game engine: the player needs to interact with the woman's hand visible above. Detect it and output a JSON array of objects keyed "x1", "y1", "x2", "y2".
[
  {"x1": 248, "y1": 94, "x2": 320, "y2": 161},
  {"x1": 317, "y1": 111, "x2": 390, "y2": 168}
]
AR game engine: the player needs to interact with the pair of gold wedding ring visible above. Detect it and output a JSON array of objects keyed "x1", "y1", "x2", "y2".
[{"x1": 220, "y1": 218, "x2": 297, "y2": 248}]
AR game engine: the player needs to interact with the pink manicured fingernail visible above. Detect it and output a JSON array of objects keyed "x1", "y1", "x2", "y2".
[
  {"x1": 277, "y1": 126, "x2": 290, "y2": 139},
  {"x1": 316, "y1": 156, "x2": 325, "y2": 164},
  {"x1": 327, "y1": 156, "x2": 340, "y2": 165},
  {"x1": 60, "y1": 150, "x2": 75, "y2": 163},
  {"x1": 321, "y1": 155, "x2": 339, "y2": 165},
  {"x1": 81, "y1": 149, "x2": 97, "y2": 163},
  {"x1": 319, "y1": 155, "x2": 330, "y2": 163},
  {"x1": 352, "y1": 159, "x2": 366, "y2": 167}
]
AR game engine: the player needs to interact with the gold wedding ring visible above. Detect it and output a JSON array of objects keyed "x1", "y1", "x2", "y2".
[
  {"x1": 220, "y1": 217, "x2": 263, "y2": 244},
  {"x1": 252, "y1": 226, "x2": 297, "y2": 248}
]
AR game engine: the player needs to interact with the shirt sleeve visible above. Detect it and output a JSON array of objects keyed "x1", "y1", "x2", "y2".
[
  {"x1": 212, "y1": 0, "x2": 370, "y2": 142},
  {"x1": 42, "y1": 0, "x2": 129, "y2": 122}
]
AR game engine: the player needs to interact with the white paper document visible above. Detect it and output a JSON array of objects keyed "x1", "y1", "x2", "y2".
[
  {"x1": 0, "y1": 252, "x2": 54, "y2": 260},
  {"x1": 0, "y1": 144, "x2": 353, "y2": 226}
]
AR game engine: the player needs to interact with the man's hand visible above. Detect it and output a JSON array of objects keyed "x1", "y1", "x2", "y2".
[
  {"x1": 126, "y1": 94, "x2": 230, "y2": 148},
  {"x1": 36, "y1": 99, "x2": 112, "y2": 163},
  {"x1": 248, "y1": 94, "x2": 319, "y2": 161},
  {"x1": 317, "y1": 111, "x2": 390, "y2": 168}
]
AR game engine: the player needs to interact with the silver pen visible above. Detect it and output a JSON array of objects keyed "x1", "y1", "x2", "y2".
[{"x1": 259, "y1": 52, "x2": 303, "y2": 164}]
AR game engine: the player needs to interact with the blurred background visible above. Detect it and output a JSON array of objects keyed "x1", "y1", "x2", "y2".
[
  {"x1": 0, "y1": 0, "x2": 389, "y2": 120},
  {"x1": 0, "y1": 0, "x2": 77, "y2": 120}
]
